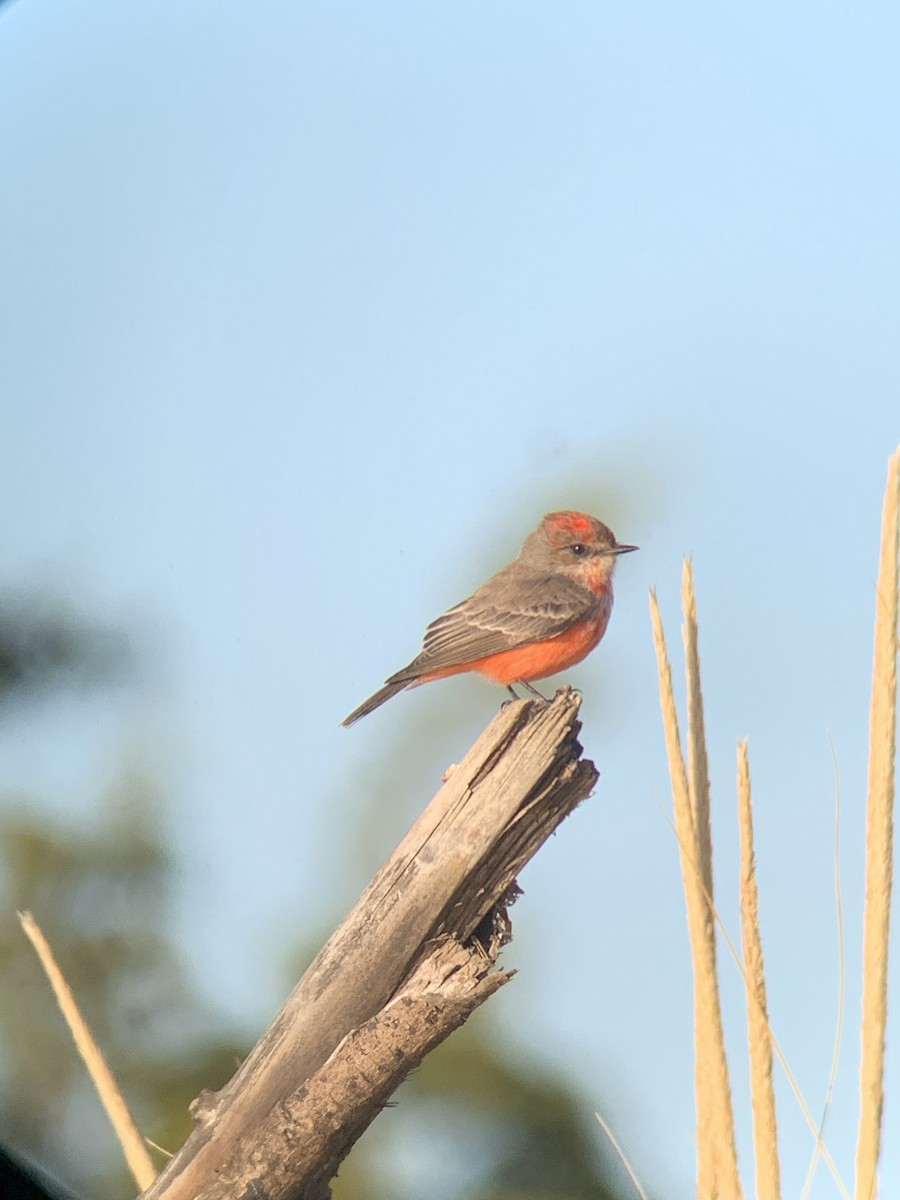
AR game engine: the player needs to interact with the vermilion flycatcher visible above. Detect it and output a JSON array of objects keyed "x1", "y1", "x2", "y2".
[{"x1": 342, "y1": 511, "x2": 636, "y2": 727}]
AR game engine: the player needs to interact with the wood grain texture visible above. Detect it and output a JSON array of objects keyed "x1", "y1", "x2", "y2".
[{"x1": 140, "y1": 688, "x2": 597, "y2": 1200}]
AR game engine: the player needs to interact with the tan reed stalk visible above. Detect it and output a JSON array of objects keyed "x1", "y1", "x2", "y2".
[
  {"x1": 681, "y1": 561, "x2": 720, "y2": 1197},
  {"x1": 854, "y1": 448, "x2": 900, "y2": 1200},
  {"x1": 658, "y1": 803, "x2": 850, "y2": 1199},
  {"x1": 683, "y1": 561, "x2": 715, "y2": 902},
  {"x1": 18, "y1": 911, "x2": 157, "y2": 1191},
  {"x1": 681, "y1": 562, "x2": 721, "y2": 1194},
  {"x1": 737, "y1": 739, "x2": 781, "y2": 1200},
  {"x1": 651, "y1": 591, "x2": 743, "y2": 1200}
]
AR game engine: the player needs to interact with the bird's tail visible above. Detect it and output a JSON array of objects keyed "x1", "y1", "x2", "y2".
[{"x1": 341, "y1": 678, "x2": 410, "y2": 727}]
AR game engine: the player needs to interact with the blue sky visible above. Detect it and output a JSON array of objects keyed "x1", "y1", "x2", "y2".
[{"x1": 1, "y1": 2, "x2": 899, "y2": 1196}]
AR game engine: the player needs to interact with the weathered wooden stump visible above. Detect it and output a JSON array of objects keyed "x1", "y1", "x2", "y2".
[{"x1": 140, "y1": 688, "x2": 598, "y2": 1200}]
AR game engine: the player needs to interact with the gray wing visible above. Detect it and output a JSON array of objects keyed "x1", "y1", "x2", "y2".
[{"x1": 389, "y1": 568, "x2": 594, "y2": 682}]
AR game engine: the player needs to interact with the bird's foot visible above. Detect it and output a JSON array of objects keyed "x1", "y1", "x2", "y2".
[
  {"x1": 502, "y1": 681, "x2": 551, "y2": 710},
  {"x1": 520, "y1": 680, "x2": 550, "y2": 701},
  {"x1": 501, "y1": 684, "x2": 523, "y2": 710}
]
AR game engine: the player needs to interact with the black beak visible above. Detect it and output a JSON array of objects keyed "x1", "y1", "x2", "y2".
[{"x1": 613, "y1": 543, "x2": 638, "y2": 555}]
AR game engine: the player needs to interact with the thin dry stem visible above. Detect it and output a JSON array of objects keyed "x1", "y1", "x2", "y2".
[
  {"x1": 595, "y1": 1111, "x2": 650, "y2": 1200},
  {"x1": 650, "y1": 591, "x2": 743, "y2": 1200},
  {"x1": 736, "y1": 740, "x2": 781, "y2": 1200},
  {"x1": 18, "y1": 910, "x2": 157, "y2": 1191},
  {"x1": 855, "y1": 448, "x2": 899, "y2": 1200},
  {"x1": 802, "y1": 737, "x2": 847, "y2": 1200},
  {"x1": 660, "y1": 804, "x2": 850, "y2": 1200}
]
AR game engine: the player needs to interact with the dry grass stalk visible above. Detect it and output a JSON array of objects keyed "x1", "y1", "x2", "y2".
[
  {"x1": 18, "y1": 910, "x2": 157, "y2": 1192},
  {"x1": 854, "y1": 448, "x2": 900, "y2": 1200},
  {"x1": 683, "y1": 560, "x2": 715, "y2": 902},
  {"x1": 681, "y1": 562, "x2": 720, "y2": 1196},
  {"x1": 595, "y1": 1111, "x2": 650, "y2": 1200},
  {"x1": 669, "y1": 811, "x2": 851, "y2": 1199},
  {"x1": 650, "y1": 592, "x2": 743, "y2": 1200},
  {"x1": 736, "y1": 740, "x2": 781, "y2": 1200},
  {"x1": 801, "y1": 740, "x2": 846, "y2": 1200}
]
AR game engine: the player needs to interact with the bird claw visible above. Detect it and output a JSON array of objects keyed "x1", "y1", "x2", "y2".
[{"x1": 502, "y1": 680, "x2": 552, "y2": 710}]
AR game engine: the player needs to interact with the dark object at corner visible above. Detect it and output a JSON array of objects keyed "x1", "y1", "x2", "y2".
[{"x1": 0, "y1": 1144, "x2": 82, "y2": 1200}]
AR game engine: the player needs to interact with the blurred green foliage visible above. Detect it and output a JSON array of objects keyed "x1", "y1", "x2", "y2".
[
  {"x1": 0, "y1": 785, "x2": 247, "y2": 1198},
  {"x1": 0, "y1": 596, "x2": 245, "y2": 1196},
  {"x1": 0, "y1": 593, "x2": 133, "y2": 704}
]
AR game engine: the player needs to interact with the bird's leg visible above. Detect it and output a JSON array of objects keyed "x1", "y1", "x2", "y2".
[
  {"x1": 506, "y1": 685, "x2": 522, "y2": 701},
  {"x1": 520, "y1": 680, "x2": 550, "y2": 701}
]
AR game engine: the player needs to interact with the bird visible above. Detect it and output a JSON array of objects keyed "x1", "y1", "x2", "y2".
[{"x1": 342, "y1": 510, "x2": 637, "y2": 727}]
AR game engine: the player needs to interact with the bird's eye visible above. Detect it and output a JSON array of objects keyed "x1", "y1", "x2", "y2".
[{"x1": 570, "y1": 543, "x2": 587, "y2": 556}]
